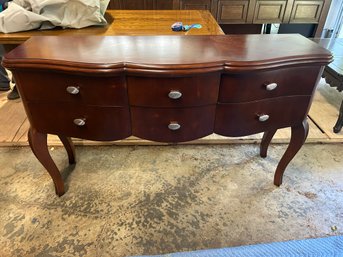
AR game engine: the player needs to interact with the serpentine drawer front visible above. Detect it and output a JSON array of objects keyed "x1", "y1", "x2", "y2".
[
  {"x1": 219, "y1": 67, "x2": 321, "y2": 103},
  {"x1": 128, "y1": 74, "x2": 220, "y2": 107},
  {"x1": 3, "y1": 35, "x2": 332, "y2": 196},
  {"x1": 16, "y1": 71, "x2": 128, "y2": 106},
  {"x1": 215, "y1": 96, "x2": 312, "y2": 137},
  {"x1": 27, "y1": 103, "x2": 131, "y2": 141}
]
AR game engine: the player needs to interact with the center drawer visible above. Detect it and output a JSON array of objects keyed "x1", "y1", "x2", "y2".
[
  {"x1": 220, "y1": 66, "x2": 321, "y2": 103},
  {"x1": 131, "y1": 106, "x2": 216, "y2": 142},
  {"x1": 16, "y1": 71, "x2": 128, "y2": 106},
  {"x1": 26, "y1": 103, "x2": 131, "y2": 141},
  {"x1": 128, "y1": 74, "x2": 220, "y2": 107}
]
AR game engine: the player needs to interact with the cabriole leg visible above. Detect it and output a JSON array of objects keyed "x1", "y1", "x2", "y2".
[
  {"x1": 274, "y1": 119, "x2": 309, "y2": 186},
  {"x1": 260, "y1": 129, "x2": 277, "y2": 158},
  {"x1": 28, "y1": 127, "x2": 65, "y2": 196},
  {"x1": 58, "y1": 135, "x2": 76, "y2": 164}
]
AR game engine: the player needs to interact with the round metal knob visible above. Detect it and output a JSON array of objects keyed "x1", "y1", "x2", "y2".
[
  {"x1": 168, "y1": 90, "x2": 182, "y2": 99},
  {"x1": 258, "y1": 114, "x2": 270, "y2": 122},
  {"x1": 168, "y1": 122, "x2": 181, "y2": 130},
  {"x1": 265, "y1": 83, "x2": 278, "y2": 91},
  {"x1": 73, "y1": 118, "x2": 86, "y2": 126},
  {"x1": 66, "y1": 86, "x2": 80, "y2": 95}
]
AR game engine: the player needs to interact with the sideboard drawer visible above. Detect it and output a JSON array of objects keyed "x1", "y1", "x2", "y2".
[
  {"x1": 219, "y1": 66, "x2": 320, "y2": 103},
  {"x1": 27, "y1": 103, "x2": 131, "y2": 141},
  {"x1": 131, "y1": 106, "x2": 216, "y2": 142},
  {"x1": 16, "y1": 71, "x2": 128, "y2": 106},
  {"x1": 215, "y1": 96, "x2": 311, "y2": 136},
  {"x1": 128, "y1": 74, "x2": 220, "y2": 107}
]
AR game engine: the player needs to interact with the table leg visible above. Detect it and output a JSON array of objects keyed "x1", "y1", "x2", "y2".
[
  {"x1": 58, "y1": 135, "x2": 76, "y2": 164},
  {"x1": 260, "y1": 129, "x2": 277, "y2": 158},
  {"x1": 28, "y1": 127, "x2": 65, "y2": 196},
  {"x1": 333, "y1": 99, "x2": 343, "y2": 133},
  {"x1": 274, "y1": 119, "x2": 309, "y2": 186}
]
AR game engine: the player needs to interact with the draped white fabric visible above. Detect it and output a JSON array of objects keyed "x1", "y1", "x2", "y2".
[{"x1": 0, "y1": 0, "x2": 109, "y2": 33}]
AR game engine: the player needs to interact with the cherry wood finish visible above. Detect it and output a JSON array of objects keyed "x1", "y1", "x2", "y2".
[
  {"x1": 131, "y1": 106, "x2": 216, "y2": 142},
  {"x1": 274, "y1": 119, "x2": 309, "y2": 186},
  {"x1": 28, "y1": 127, "x2": 65, "y2": 196},
  {"x1": 128, "y1": 74, "x2": 220, "y2": 107},
  {"x1": 215, "y1": 96, "x2": 311, "y2": 136},
  {"x1": 27, "y1": 103, "x2": 131, "y2": 141},
  {"x1": 260, "y1": 129, "x2": 277, "y2": 158},
  {"x1": 16, "y1": 71, "x2": 128, "y2": 105},
  {"x1": 58, "y1": 136, "x2": 76, "y2": 164},
  {"x1": 3, "y1": 34, "x2": 332, "y2": 196},
  {"x1": 219, "y1": 67, "x2": 321, "y2": 103}
]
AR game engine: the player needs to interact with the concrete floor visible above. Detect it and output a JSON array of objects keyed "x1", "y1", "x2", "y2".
[{"x1": 0, "y1": 143, "x2": 342, "y2": 256}]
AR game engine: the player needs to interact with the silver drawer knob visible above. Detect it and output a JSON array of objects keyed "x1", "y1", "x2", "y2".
[
  {"x1": 265, "y1": 83, "x2": 278, "y2": 91},
  {"x1": 66, "y1": 86, "x2": 80, "y2": 95},
  {"x1": 258, "y1": 114, "x2": 270, "y2": 122},
  {"x1": 168, "y1": 122, "x2": 181, "y2": 130},
  {"x1": 73, "y1": 118, "x2": 86, "y2": 126},
  {"x1": 168, "y1": 90, "x2": 182, "y2": 99}
]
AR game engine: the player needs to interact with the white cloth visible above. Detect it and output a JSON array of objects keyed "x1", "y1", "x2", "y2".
[{"x1": 0, "y1": 0, "x2": 110, "y2": 33}]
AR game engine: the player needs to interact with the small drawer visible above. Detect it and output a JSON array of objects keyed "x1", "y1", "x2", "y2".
[
  {"x1": 27, "y1": 103, "x2": 131, "y2": 141},
  {"x1": 128, "y1": 74, "x2": 220, "y2": 107},
  {"x1": 215, "y1": 96, "x2": 311, "y2": 137},
  {"x1": 219, "y1": 66, "x2": 321, "y2": 103},
  {"x1": 16, "y1": 71, "x2": 128, "y2": 106},
  {"x1": 131, "y1": 106, "x2": 216, "y2": 142}
]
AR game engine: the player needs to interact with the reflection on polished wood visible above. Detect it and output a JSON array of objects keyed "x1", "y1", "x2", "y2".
[{"x1": 0, "y1": 10, "x2": 223, "y2": 44}]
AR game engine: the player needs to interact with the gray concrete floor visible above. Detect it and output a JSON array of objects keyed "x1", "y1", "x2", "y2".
[{"x1": 0, "y1": 143, "x2": 343, "y2": 257}]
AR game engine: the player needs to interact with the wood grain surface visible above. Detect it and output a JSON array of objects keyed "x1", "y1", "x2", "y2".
[
  {"x1": 3, "y1": 34, "x2": 332, "y2": 73},
  {"x1": 0, "y1": 10, "x2": 223, "y2": 44}
]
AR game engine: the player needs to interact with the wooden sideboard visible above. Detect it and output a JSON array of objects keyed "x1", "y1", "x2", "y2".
[
  {"x1": 108, "y1": 0, "x2": 332, "y2": 37},
  {"x1": 3, "y1": 34, "x2": 332, "y2": 196}
]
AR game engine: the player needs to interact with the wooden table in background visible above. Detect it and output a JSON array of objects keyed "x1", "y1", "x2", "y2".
[{"x1": 0, "y1": 10, "x2": 223, "y2": 46}]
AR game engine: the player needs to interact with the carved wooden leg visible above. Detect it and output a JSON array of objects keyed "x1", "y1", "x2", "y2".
[
  {"x1": 28, "y1": 127, "x2": 65, "y2": 196},
  {"x1": 58, "y1": 136, "x2": 76, "y2": 164},
  {"x1": 260, "y1": 129, "x2": 277, "y2": 158},
  {"x1": 333, "y1": 99, "x2": 343, "y2": 133},
  {"x1": 274, "y1": 119, "x2": 309, "y2": 186}
]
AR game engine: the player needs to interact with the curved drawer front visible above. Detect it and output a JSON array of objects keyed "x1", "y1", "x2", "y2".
[
  {"x1": 220, "y1": 67, "x2": 321, "y2": 103},
  {"x1": 131, "y1": 106, "x2": 216, "y2": 142},
  {"x1": 215, "y1": 96, "x2": 311, "y2": 137},
  {"x1": 27, "y1": 103, "x2": 131, "y2": 141},
  {"x1": 128, "y1": 74, "x2": 220, "y2": 107},
  {"x1": 16, "y1": 71, "x2": 128, "y2": 106}
]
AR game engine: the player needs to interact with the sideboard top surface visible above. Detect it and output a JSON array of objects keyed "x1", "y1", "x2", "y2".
[{"x1": 3, "y1": 34, "x2": 332, "y2": 73}]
